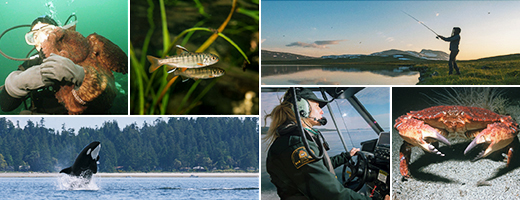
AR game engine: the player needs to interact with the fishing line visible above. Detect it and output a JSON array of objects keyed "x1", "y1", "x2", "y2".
[{"x1": 402, "y1": 10, "x2": 439, "y2": 36}]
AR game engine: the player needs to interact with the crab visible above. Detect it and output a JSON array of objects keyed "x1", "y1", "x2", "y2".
[{"x1": 394, "y1": 105, "x2": 519, "y2": 178}]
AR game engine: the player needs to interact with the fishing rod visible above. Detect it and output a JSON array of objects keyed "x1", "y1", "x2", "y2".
[{"x1": 402, "y1": 10, "x2": 439, "y2": 36}]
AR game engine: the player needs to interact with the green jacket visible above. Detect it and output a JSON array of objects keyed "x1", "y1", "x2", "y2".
[{"x1": 266, "y1": 122, "x2": 372, "y2": 200}]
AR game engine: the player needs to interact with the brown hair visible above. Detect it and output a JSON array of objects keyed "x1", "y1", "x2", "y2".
[{"x1": 263, "y1": 90, "x2": 313, "y2": 149}]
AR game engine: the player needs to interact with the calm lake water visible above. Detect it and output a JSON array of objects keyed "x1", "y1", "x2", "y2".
[
  {"x1": 261, "y1": 65, "x2": 419, "y2": 85},
  {"x1": 1, "y1": 177, "x2": 259, "y2": 199}
]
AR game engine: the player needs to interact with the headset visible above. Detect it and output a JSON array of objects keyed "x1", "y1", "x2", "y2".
[
  {"x1": 293, "y1": 88, "x2": 327, "y2": 125},
  {"x1": 296, "y1": 94, "x2": 311, "y2": 118},
  {"x1": 290, "y1": 87, "x2": 326, "y2": 160}
]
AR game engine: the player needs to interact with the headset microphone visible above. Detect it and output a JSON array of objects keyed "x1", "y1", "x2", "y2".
[{"x1": 316, "y1": 117, "x2": 327, "y2": 125}]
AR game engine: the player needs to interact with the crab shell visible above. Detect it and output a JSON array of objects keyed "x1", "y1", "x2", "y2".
[{"x1": 395, "y1": 105, "x2": 518, "y2": 159}]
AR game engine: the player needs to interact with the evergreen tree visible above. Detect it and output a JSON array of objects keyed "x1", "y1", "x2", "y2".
[{"x1": 0, "y1": 117, "x2": 259, "y2": 172}]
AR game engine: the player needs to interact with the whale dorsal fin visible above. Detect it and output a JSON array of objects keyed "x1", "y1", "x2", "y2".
[{"x1": 60, "y1": 167, "x2": 72, "y2": 174}]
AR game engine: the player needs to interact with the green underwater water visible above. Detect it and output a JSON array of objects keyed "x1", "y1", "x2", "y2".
[{"x1": 0, "y1": 0, "x2": 128, "y2": 114}]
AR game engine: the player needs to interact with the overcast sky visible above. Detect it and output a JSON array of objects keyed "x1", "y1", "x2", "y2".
[
  {"x1": 261, "y1": 1, "x2": 520, "y2": 60},
  {"x1": 4, "y1": 116, "x2": 163, "y2": 133}
]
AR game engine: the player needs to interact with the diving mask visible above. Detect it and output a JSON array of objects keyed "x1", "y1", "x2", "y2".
[{"x1": 25, "y1": 22, "x2": 57, "y2": 50}]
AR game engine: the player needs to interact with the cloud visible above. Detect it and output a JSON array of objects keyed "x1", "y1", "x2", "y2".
[
  {"x1": 386, "y1": 37, "x2": 395, "y2": 42},
  {"x1": 286, "y1": 40, "x2": 346, "y2": 49},
  {"x1": 315, "y1": 40, "x2": 344, "y2": 45}
]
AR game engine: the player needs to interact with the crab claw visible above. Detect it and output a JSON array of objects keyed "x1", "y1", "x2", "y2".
[
  {"x1": 464, "y1": 122, "x2": 518, "y2": 161},
  {"x1": 395, "y1": 116, "x2": 451, "y2": 156}
]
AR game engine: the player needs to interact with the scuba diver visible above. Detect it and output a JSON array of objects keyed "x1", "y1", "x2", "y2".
[
  {"x1": 264, "y1": 88, "x2": 388, "y2": 200},
  {"x1": 437, "y1": 27, "x2": 461, "y2": 75},
  {"x1": 0, "y1": 15, "x2": 116, "y2": 114}
]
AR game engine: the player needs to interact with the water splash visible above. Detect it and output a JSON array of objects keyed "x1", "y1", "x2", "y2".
[{"x1": 56, "y1": 174, "x2": 100, "y2": 190}]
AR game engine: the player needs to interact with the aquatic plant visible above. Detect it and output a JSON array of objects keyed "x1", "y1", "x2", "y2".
[
  {"x1": 130, "y1": 0, "x2": 258, "y2": 114},
  {"x1": 424, "y1": 87, "x2": 509, "y2": 115}
]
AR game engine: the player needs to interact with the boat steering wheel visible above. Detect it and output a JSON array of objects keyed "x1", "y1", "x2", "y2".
[{"x1": 342, "y1": 151, "x2": 368, "y2": 192}]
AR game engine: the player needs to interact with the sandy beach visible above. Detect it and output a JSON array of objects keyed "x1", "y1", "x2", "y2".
[
  {"x1": 392, "y1": 129, "x2": 520, "y2": 199},
  {"x1": 0, "y1": 172, "x2": 259, "y2": 178}
]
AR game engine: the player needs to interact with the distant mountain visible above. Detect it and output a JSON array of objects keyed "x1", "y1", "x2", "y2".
[
  {"x1": 370, "y1": 49, "x2": 449, "y2": 61},
  {"x1": 261, "y1": 50, "x2": 317, "y2": 61},
  {"x1": 262, "y1": 49, "x2": 449, "y2": 62}
]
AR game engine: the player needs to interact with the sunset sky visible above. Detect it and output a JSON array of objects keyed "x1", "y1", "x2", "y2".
[{"x1": 261, "y1": 1, "x2": 520, "y2": 60}]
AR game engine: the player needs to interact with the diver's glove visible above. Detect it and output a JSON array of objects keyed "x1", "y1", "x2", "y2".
[
  {"x1": 4, "y1": 65, "x2": 51, "y2": 98},
  {"x1": 41, "y1": 53, "x2": 85, "y2": 87}
]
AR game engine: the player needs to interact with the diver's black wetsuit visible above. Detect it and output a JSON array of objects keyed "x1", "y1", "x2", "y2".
[
  {"x1": 0, "y1": 54, "x2": 45, "y2": 112},
  {"x1": 0, "y1": 52, "x2": 107, "y2": 114}
]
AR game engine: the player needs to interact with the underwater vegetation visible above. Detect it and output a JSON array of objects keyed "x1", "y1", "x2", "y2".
[{"x1": 130, "y1": 0, "x2": 259, "y2": 115}]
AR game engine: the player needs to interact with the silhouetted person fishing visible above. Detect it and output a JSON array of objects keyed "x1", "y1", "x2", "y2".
[{"x1": 437, "y1": 27, "x2": 461, "y2": 75}]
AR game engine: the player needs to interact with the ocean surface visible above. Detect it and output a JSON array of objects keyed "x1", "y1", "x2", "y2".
[{"x1": 1, "y1": 177, "x2": 259, "y2": 200}]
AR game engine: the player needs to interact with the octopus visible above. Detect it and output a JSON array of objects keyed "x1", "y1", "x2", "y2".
[
  {"x1": 40, "y1": 24, "x2": 127, "y2": 114},
  {"x1": 394, "y1": 105, "x2": 519, "y2": 178}
]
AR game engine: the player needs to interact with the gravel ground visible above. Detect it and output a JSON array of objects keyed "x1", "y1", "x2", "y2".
[{"x1": 392, "y1": 129, "x2": 520, "y2": 199}]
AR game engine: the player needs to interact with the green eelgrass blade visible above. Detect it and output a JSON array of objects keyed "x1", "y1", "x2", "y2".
[
  {"x1": 175, "y1": 79, "x2": 201, "y2": 114},
  {"x1": 163, "y1": 27, "x2": 250, "y2": 64},
  {"x1": 159, "y1": 0, "x2": 170, "y2": 54},
  {"x1": 130, "y1": 44, "x2": 144, "y2": 115}
]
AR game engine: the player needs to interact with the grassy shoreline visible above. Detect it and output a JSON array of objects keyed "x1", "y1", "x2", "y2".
[
  {"x1": 262, "y1": 53, "x2": 520, "y2": 85},
  {"x1": 0, "y1": 172, "x2": 259, "y2": 178},
  {"x1": 417, "y1": 59, "x2": 520, "y2": 85}
]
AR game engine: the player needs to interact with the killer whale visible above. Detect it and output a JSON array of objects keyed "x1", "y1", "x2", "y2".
[{"x1": 60, "y1": 141, "x2": 101, "y2": 179}]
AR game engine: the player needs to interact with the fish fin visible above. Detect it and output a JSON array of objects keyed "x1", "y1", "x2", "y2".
[
  {"x1": 176, "y1": 45, "x2": 190, "y2": 54},
  {"x1": 181, "y1": 76, "x2": 190, "y2": 82},
  {"x1": 167, "y1": 68, "x2": 177, "y2": 73},
  {"x1": 60, "y1": 167, "x2": 72, "y2": 174},
  {"x1": 197, "y1": 63, "x2": 203, "y2": 66},
  {"x1": 147, "y1": 55, "x2": 161, "y2": 73},
  {"x1": 166, "y1": 73, "x2": 179, "y2": 82}
]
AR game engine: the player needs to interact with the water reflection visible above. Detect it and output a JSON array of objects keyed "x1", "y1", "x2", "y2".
[{"x1": 261, "y1": 65, "x2": 419, "y2": 85}]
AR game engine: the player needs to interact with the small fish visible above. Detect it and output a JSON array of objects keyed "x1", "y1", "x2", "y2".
[
  {"x1": 147, "y1": 45, "x2": 219, "y2": 73},
  {"x1": 168, "y1": 67, "x2": 225, "y2": 82}
]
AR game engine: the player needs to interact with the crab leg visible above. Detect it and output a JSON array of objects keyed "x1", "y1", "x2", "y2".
[
  {"x1": 464, "y1": 122, "x2": 518, "y2": 162},
  {"x1": 395, "y1": 116, "x2": 451, "y2": 155},
  {"x1": 395, "y1": 116, "x2": 452, "y2": 178},
  {"x1": 399, "y1": 142, "x2": 412, "y2": 178},
  {"x1": 507, "y1": 147, "x2": 513, "y2": 166}
]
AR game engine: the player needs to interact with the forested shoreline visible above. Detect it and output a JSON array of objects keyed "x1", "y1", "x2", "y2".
[{"x1": 0, "y1": 117, "x2": 259, "y2": 173}]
